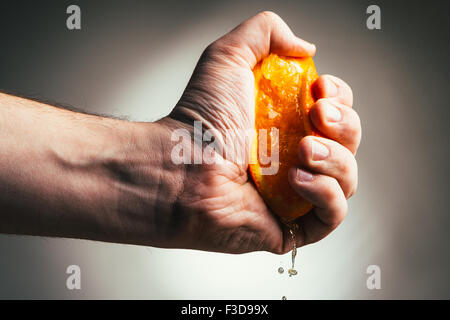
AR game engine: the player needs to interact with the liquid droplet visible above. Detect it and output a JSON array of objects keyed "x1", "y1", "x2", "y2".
[
  {"x1": 288, "y1": 268, "x2": 298, "y2": 276},
  {"x1": 286, "y1": 222, "x2": 299, "y2": 277}
]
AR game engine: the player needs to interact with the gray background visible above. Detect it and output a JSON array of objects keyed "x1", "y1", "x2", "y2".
[{"x1": 0, "y1": 0, "x2": 449, "y2": 299}]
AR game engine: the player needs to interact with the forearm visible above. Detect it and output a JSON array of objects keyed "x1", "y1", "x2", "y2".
[{"x1": 0, "y1": 92, "x2": 185, "y2": 245}]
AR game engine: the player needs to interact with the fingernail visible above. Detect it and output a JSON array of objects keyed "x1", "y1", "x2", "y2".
[
  {"x1": 324, "y1": 103, "x2": 342, "y2": 122},
  {"x1": 311, "y1": 140, "x2": 329, "y2": 161},
  {"x1": 324, "y1": 78, "x2": 338, "y2": 97},
  {"x1": 296, "y1": 168, "x2": 314, "y2": 182}
]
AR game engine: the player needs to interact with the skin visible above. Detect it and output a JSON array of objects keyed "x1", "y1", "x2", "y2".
[{"x1": 0, "y1": 12, "x2": 361, "y2": 254}]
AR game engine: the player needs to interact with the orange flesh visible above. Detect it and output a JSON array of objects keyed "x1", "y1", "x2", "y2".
[{"x1": 250, "y1": 54, "x2": 319, "y2": 221}]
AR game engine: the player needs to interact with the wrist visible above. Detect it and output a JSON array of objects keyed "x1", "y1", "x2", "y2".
[
  {"x1": 38, "y1": 114, "x2": 187, "y2": 247},
  {"x1": 100, "y1": 117, "x2": 187, "y2": 246}
]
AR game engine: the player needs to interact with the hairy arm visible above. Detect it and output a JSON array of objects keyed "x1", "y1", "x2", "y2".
[{"x1": 0, "y1": 92, "x2": 184, "y2": 246}]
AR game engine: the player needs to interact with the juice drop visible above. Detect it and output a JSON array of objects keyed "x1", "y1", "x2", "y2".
[{"x1": 287, "y1": 222, "x2": 299, "y2": 277}]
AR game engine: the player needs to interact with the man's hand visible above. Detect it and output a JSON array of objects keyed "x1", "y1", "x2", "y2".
[
  {"x1": 166, "y1": 12, "x2": 361, "y2": 253},
  {"x1": 0, "y1": 12, "x2": 361, "y2": 255}
]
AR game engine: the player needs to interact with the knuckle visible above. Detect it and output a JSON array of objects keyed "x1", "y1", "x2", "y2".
[
  {"x1": 339, "y1": 160, "x2": 351, "y2": 176},
  {"x1": 330, "y1": 195, "x2": 348, "y2": 224},
  {"x1": 318, "y1": 179, "x2": 348, "y2": 226},
  {"x1": 338, "y1": 148, "x2": 355, "y2": 172},
  {"x1": 338, "y1": 79, "x2": 353, "y2": 103},
  {"x1": 342, "y1": 176, "x2": 357, "y2": 199},
  {"x1": 327, "y1": 202, "x2": 348, "y2": 227},
  {"x1": 340, "y1": 109, "x2": 361, "y2": 142},
  {"x1": 348, "y1": 108, "x2": 361, "y2": 129},
  {"x1": 338, "y1": 151, "x2": 356, "y2": 177},
  {"x1": 259, "y1": 10, "x2": 280, "y2": 22},
  {"x1": 342, "y1": 158, "x2": 358, "y2": 198},
  {"x1": 328, "y1": 179, "x2": 346, "y2": 203},
  {"x1": 323, "y1": 181, "x2": 339, "y2": 204},
  {"x1": 348, "y1": 120, "x2": 362, "y2": 143},
  {"x1": 346, "y1": 181, "x2": 357, "y2": 199}
]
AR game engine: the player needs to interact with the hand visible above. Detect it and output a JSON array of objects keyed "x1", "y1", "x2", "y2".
[
  {"x1": 0, "y1": 12, "x2": 360, "y2": 254},
  {"x1": 165, "y1": 12, "x2": 362, "y2": 253}
]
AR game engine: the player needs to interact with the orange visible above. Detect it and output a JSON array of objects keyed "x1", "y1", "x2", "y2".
[{"x1": 249, "y1": 53, "x2": 319, "y2": 222}]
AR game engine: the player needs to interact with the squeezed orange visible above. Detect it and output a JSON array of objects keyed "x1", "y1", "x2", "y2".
[{"x1": 250, "y1": 54, "x2": 319, "y2": 221}]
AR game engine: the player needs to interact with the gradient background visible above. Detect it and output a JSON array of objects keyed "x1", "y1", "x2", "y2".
[{"x1": 0, "y1": 0, "x2": 449, "y2": 299}]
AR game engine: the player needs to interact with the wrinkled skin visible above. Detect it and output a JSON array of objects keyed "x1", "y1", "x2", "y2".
[{"x1": 165, "y1": 12, "x2": 361, "y2": 254}]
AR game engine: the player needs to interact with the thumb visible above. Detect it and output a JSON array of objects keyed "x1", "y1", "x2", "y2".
[{"x1": 210, "y1": 11, "x2": 316, "y2": 68}]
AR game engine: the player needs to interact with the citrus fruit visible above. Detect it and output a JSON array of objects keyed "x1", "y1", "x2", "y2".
[{"x1": 249, "y1": 53, "x2": 319, "y2": 222}]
